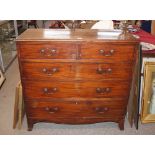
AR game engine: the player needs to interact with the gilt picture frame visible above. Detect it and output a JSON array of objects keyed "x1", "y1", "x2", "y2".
[
  {"x1": 141, "y1": 62, "x2": 155, "y2": 123},
  {"x1": 0, "y1": 69, "x2": 5, "y2": 88}
]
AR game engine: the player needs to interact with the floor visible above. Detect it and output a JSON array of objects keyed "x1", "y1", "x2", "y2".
[{"x1": 0, "y1": 58, "x2": 155, "y2": 135}]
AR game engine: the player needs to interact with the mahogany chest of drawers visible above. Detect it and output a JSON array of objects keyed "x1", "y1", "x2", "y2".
[{"x1": 16, "y1": 29, "x2": 139, "y2": 131}]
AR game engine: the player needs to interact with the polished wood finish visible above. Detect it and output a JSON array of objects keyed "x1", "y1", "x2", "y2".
[
  {"x1": 26, "y1": 100, "x2": 126, "y2": 118},
  {"x1": 80, "y1": 43, "x2": 135, "y2": 61},
  {"x1": 21, "y1": 62, "x2": 133, "y2": 80},
  {"x1": 23, "y1": 80, "x2": 130, "y2": 99},
  {"x1": 16, "y1": 29, "x2": 138, "y2": 42},
  {"x1": 16, "y1": 29, "x2": 139, "y2": 131},
  {"x1": 19, "y1": 43, "x2": 77, "y2": 59}
]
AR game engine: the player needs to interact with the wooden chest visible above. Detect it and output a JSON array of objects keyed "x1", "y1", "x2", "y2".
[{"x1": 16, "y1": 29, "x2": 139, "y2": 131}]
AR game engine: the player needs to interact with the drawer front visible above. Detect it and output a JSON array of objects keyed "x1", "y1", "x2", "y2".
[
  {"x1": 74, "y1": 62, "x2": 133, "y2": 80},
  {"x1": 23, "y1": 81, "x2": 130, "y2": 99},
  {"x1": 26, "y1": 100, "x2": 126, "y2": 119},
  {"x1": 80, "y1": 43, "x2": 135, "y2": 61},
  {"x1": 19, "y1": 43, "x2": 77, "y2": 59},
  {"x1": 21, "y1": 62, "x2": 75, "y2": 80},
  {"x1": 21, "y1": 62, "x2": 133, "y2": 80}
]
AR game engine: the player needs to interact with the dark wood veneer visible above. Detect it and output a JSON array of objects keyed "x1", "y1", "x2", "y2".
[
  {"x1": 16, "y1": 29, "x2": 139, "y2": 131},
  {"x1": 23, "y1": 80, "x2": 130, "y2": 99},
  {"x1": 21, "y1": 62, "x2": 133, "y2": 80}
]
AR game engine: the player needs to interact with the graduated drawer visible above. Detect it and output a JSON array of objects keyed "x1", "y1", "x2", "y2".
[
  {"x1": 26, "y1": 100, "x2": 126, "y2": 119},
  {"x1": 21, "y1": 62, "x2": 133, "y2": 80},
  {"x1": 80, "y1": 43, "x2": 135, "y2": 61},
  {"x1": 23, "y1": 81, "x2": 130, "y2": 99},
  {"x1": 19, "y1": 43, "x2": 77, "y2": 59}
]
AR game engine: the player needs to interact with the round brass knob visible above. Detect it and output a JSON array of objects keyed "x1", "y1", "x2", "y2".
[
  {"x1": 43, "y1": 88, "x2": 48, "y2": 93},
  {"x1": 110, "y1": 49, "x2": 114, "y2": 53},
  {"x1": 50, "y1": 49, "x2": 57, "y2": 55},
  {"x1": 107, "y1": 68, "x2": 112, "y2": 72},
  {"x1": 40, "y1": 48, "x2": 45, "y2": 53},
  {"x1": 52, "y1": 87, "x2": 57, "y2": 92},
  {"x1": 96, "y1": 68, "x2": 103, "y2": 74},
  {"x1": 105, "y1": 87, "x2": 110, "y2": 92},
  {"x1": 42, "y1": 68, "x2": 47, "y2": 73},
  {"x1": 99, "y1": 49, "x2": 104, "y2": 54},
  {"x1": 104, "y1": 107, "x2": 109, "y2": 111},
  {"x1": 52, "y1": 68, "x2": 58, "y2": 73},
  {"x1": 96, "y1": 87, "x2": 102, "y2": 93}
]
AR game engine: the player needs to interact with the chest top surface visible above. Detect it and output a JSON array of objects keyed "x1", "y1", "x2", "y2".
[{"x1": 16, "y1": 29, "x2": 139, "y2": 43}]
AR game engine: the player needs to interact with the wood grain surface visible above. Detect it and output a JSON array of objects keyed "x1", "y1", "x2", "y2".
[{"x1": 16, "y1": 29, "x2": 139, "y2": 131}]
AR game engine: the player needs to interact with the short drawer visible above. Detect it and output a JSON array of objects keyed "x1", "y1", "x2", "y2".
[
  {"x1": 26, "y1": 100, "x2": 126, "y2": 119},
  {"x1": 19, "y1": 43, "x2": 77, "y2": 59},
  {"x1": 23, "y1": 81, "x2": 130, "y2": 99},
  {"x1": 80, "y1": 43, "x2": 135, "y2": 61},
  {"x1": 21, "y1": 62, "x2": 133, "y2": 80}
]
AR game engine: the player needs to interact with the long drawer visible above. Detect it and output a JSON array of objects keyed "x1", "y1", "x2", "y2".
[
  {"x1": 23, "y1": 81, "x2": 130, "y2": 99},
  {"x1": 80, "y1": 43, "x2": 135, "y2": 61},
  {"x1": 26, "y1": 100, "x2": 126, "y2": 119},
  {"x1": 21, "y1": 62, "x2": 133, "y2": 80},
  {"x1": 19, "y1": 43, "x2": 77, "y2": 59}
]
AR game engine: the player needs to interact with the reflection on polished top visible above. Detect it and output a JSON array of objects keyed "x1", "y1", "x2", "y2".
[{"x1": 16, "y1": 29, "x2": 139, "y2": 42}]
